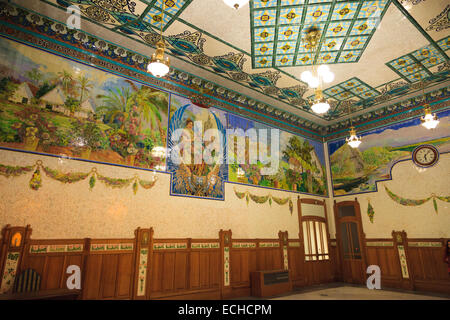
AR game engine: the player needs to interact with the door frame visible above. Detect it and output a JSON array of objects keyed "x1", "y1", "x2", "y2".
[{"x1": 333, "y1": 198, "x2": 368, "y2": 284}]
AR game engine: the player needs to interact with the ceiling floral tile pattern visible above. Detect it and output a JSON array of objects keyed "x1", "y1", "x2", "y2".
[
  {"x1": 26, "y1": 0, "x2": 450, "y2": 122},
  {"x1": 250, "y1": 0, "x2": 391, "y2": 68}
]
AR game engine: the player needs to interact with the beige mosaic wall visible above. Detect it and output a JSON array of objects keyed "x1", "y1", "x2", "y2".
[
  {"x1": 0, "y1": 149, "x2": 330, "y2": 240},
  {"x1": 330, "y1": 151, "x2": 450, "y2": 239}
]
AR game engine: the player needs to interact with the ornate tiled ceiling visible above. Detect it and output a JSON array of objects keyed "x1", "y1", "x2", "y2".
[
  {"x1": 14, "y1": 0, "x2": 450, "y2": 129},
  {"x1": 250, "y1": 0, "x2": 390, "y2": 68}
]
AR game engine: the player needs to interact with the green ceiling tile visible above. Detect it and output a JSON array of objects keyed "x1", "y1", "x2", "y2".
[
  {"x1": 389, "y1": 55, "x2": 415, "y2": 69},
  {"x1": 325, "y1": 21, "x2": 352, "y2": 37},
  {"x1": 253, "y1": 9, "x2": 278, "y2": 27},
  {"x1": 279, "y1": 7, "x2": 304, "y2": 25},
  {"x1": 153, "y1": 0, "x2": 186, "y2": 16},
  {"x1": 255, "y1": 43, "x2": 274, "y2": 56},
  {"x1": 252, "y1": 0, "x2": 279, "y2": 9},
  {"x1": 331, "y1": 1, "x2": 359, "y2": 21},
  {"x1": 142, "y1": 7, "x2": 172, "y2": 29},
  {"x1": 317, "y1": 51, "x2": 338, "y2": 64},
  {"x1": 255, "y1": 56, "x2": 274, "y2": 68},
  {"x1": 437, "y1": 36, "x2": 450, "y2": 51},
  {"x1": 320, "y1": 37, "x2": 344, "y2": 51},
  {"x1": 295, "y1": 53, "x2": 314, "y2": 65},
  {"x1": 421, "y1": 55, "x2": 445, "y2": 68},
  {"x1": 343, "y1": 35, "x2": 368, "y2": 50},
  {"x1": 324, "y1": 86, "x2": 345, "y2": 96},
  {"x1": 358, "y1": 0, "x2": 388, "y2": 19},
  {"x1": 254, "y1": 27, "x2": 276, "y2": 42},
  {"x1": 276, "y1": 41, "x2": 297, "y2": 54},
  {"x1": 304, "y1": 4, "x2": 332, "y2": 24},
  {"x1": 337, "y1": 50, "x2": 361, "y2": 62},
  {"x1": 350, "y1": 18, "x2": 378, "y2": 35},
  {"x1": 403, "y1": 70, "x2": 430, "y2": 82},
  {"x1": 275, "y1": 55, "x2": 295, "y2": 66},
  {"x1": 277, "y1": 26, "x2": 300, "y2": 41}
]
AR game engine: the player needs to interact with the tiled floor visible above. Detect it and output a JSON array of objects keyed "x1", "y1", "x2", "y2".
[{"x1": 270, "y1": 285, "x2": 450, "y2": 300}]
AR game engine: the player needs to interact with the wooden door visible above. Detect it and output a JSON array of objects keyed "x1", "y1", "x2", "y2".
[{"x1": 334, "y1": 200, "x2": 367, "y2": 284}]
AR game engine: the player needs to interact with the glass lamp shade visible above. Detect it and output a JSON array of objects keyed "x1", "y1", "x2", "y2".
[
  {"x1": 301, "y1": 70, "x2": 313, "y2": 83},
  {"x1": 223, "y1": 0, "x2": 249, "y2": 9},
  {"x1": 147, "y1": 40, "x2": 170, "y2": 77},
  {"x1": 322, "y1": 71, "x2": 334, "y2": 83},
  {"x1": 317, "y1": 65, "x2": 330, "y2": 76},
  {"x1": 308, "y1": 76, "x2": 320, "y2": 88},
  {"x1": 311, "y1": 100, "x2": 330, "y2": 114},
  {"x1": 346, "y1": 127, "x2": 362, "y2": 148},
  {"x1": 420, "y1": 108, "x2": 439, "y2": 129},
  {"x1": 147, "y1": 61, "x2": 169, "y2": 77}
]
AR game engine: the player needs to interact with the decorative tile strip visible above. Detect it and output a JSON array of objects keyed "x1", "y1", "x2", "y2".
[
  {"x1": 408, "y1": 241, "x2": 442, "y2": 248},
  {"x1": 90, "y1": 243, "x2": 134, "y2": 252},
  {"x1": 232, "y1": 242, "x2": 257, "y2": 249},
  {"x1": 288, "y1": 242, "x2": 301, "y2": 248},
  {"x1": 366, "y1": 241, "x2": 394, "y2": 247},
  {"x1": 224, "y1": 247, "x2": 230, "y2": 287},
  {"x1": 259, "y1": 242, "x2": 280, "y2": 248},
  {"x1": 330, "y1": 241, "x2": 337, "y2": 247},
  {"x1": 137, "y1": 248, "x2": 148, "y2": 297},
  {"x1": 0, "y1": 252, "x2": 20, "y2": 294},
  {"x1": 30, "y1": 244, "x2": 84, "y2": 253},
  {"x1": 283, "y1": 246, "x2": 289, "y2": 270},
  {"x1": 397, "y1": 245, "x2": 410, "y2": 279},
  {"x1": 153, "y1": 243, "x2": 188, "y2": 250},
  {"x1": 191, "y1": 242, "x2": 220, "y2": 249}
]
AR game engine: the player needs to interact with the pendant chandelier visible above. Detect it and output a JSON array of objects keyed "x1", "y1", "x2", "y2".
[
  {"x1": 418, "y1": 76, "x2": 439, "y2": 130},
  {"x1": 300, "y1": 27, "x2": 334, "y2": 114},
  {"x1": 223, "y1": 0, "x2": 249, "y2": 10},
  {"x1": 147, "y1": 0, "x2": 170, "y2": 78},
  {"x1": 345, "y1": 105, "x2": 361, "y2": 148}
]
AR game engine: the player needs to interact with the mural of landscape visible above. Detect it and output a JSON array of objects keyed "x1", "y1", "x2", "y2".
[
  {"x1": 0, "y1": 36, "x2": 329, "y2": 199},
  {"x1": 167, "y1": 95, "x2": 228, "y2": 200},
  {"x1": 227, "y1": 114, "x2": 327, "y2": 196},
  {"x1": 329, "y1": 109, "x2": 450, "y2": 196},
  {"x1": 0, "y1": 37, "x2": 169, "y2": 170}
]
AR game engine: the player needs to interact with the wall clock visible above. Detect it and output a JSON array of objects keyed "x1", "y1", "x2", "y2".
[{"x1": 412, "y1": 145, "x2": 439, "y2": 168}]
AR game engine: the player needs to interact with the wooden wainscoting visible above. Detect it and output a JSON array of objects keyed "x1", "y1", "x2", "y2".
[
  {"x1": 364, "y1": 234, "x2": 449, "y2": 294},
  {"x1": 150, "y1": 239, "x2": 221, "y2": 300},
  {"x1": 1, "y1": 225, "x2": 448, "y2": 299}
]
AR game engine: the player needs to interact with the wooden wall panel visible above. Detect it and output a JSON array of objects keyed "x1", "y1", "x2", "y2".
[
  {"x1": 83, "y1": 255, "x2": 102, "y2": 299},
  {"x1": 100, "y1": 254, "x2": 119, "y2": 299},
  {"x1": 116, "y1": 253, "x2": 133, "y2": 298}
]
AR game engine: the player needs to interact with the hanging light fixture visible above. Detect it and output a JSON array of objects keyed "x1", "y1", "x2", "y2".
[
  {"x1": 418, "y1": 74, "x2": 439, "y2": 130},
  {"x1": 421, "y1": 105, "x2": 439, "y2": 129},
  {"x1": 223, "y1": 0, "x2": 249, "y2": 10},
  {"x1": 345, "y1": 105, "x2": 361, "y2": 148},
  {"x1": 147, "y1": 0, "x2": 170, "y2": 78},
  {"x1": 346, "y1": 126, "x2": 362, "y2": 148},
  {"x1": 300, "y1": 27, "x2": 333, "y2": 114}
]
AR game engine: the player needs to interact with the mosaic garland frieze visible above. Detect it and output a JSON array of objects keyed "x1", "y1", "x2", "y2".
[
  {"x1": 426, "y1": 4, "x2": 449, "y2": 33},
  {"x1": 0, "y1": 2, "x2": 325, "y2": 139}
]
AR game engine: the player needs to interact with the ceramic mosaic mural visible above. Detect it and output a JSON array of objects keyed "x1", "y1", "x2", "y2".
[
  {"x1": 227, "y1": 114, "x2": 327, "y2": 196},
  {"x1": 167, "y1": 94, "x2": 228, "y2": 200},
  {"x1": 328, "y1": 109, "x2": 450, "y2": 196},
  {"x1": 0, "y1": 37, "x2": 169, "y2": 171}
]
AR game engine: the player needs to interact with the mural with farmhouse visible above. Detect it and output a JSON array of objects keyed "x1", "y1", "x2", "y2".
[
  {"x1": 167, "y1": 94, "x2": 228, "y2": 200},
  {"x1": 227, "y1": 114, "x2": 327, "y2": 196},
  {"x1": 0, "y1": 37, "x2": 168, "y2": 170},
  {"x1": 328, "y1": 109, "x2": 450, "y2": 196}
]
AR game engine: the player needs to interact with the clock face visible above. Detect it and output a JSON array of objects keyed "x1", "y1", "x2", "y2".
[{"x1": 413, "y1": 145, "x2": 439, "y2": 167}]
